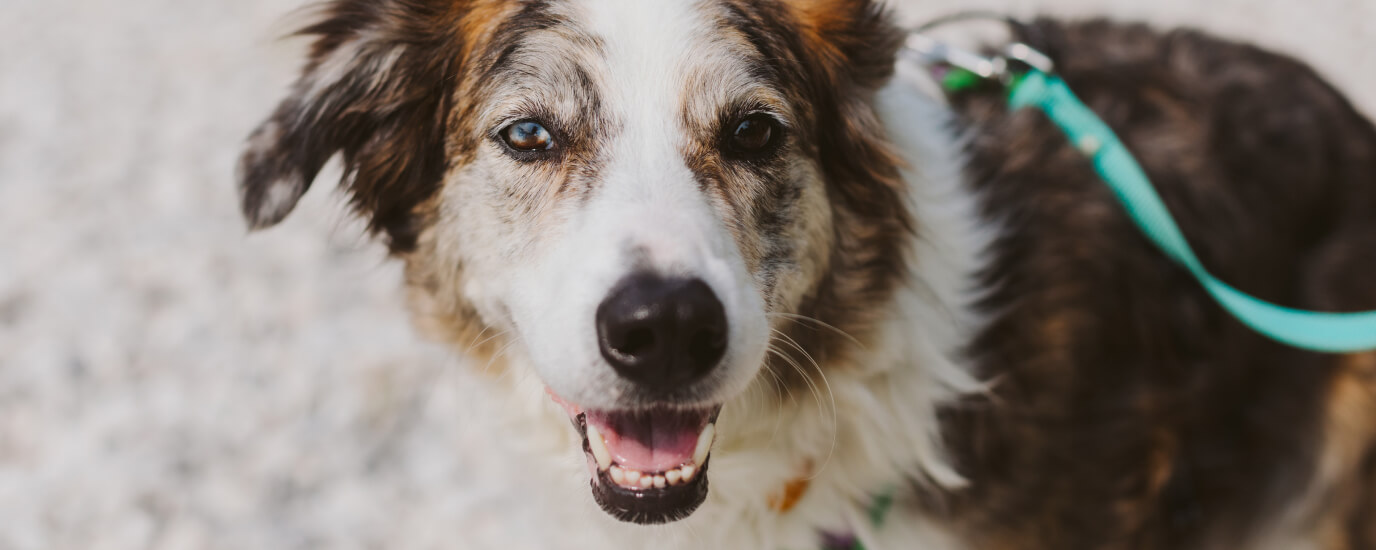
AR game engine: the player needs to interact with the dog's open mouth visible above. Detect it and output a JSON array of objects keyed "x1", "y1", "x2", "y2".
[{"x1": 550, "y1": 392, "x2": 720, "y2": 524}]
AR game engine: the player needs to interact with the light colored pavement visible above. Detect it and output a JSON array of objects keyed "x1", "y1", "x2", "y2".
[{"x1": 1, "y1": 1, "x2": 1371, "y2": 548}]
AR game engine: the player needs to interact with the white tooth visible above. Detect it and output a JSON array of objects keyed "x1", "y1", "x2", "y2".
[
  {"x1": 610, "y1": 466, "x2": 625, "y2": 485},
  {"x1": 666, "y1": 469, "x2": 682, "y2": 485},
  {"x1": 653, "y1": 476, "x2": 666, "y2": 489},
  {"x1": 693, "y1": 423, "x2": 715, "y2": 466},
  {"x1": 639, "y1": 475, "x2": 654, "y2": 489},
  {"x1": 681, "y1": 464, "x2": 696, "y2": 482},
  {"x1": 586, "y1": 424, "x2": 612, "y2": 470},
  {"x1": 625, "y1": 469, "x2": 642, "y2": 486}
]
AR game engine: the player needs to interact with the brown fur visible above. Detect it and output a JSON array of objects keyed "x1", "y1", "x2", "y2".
[{"x1": 1314, "y1": 352, "x2": 1376, "y2": 549}]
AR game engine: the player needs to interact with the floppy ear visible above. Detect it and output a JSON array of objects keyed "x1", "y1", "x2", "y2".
[{"x1": 237, "y1": 1, "x2": 462, "y2": 251}]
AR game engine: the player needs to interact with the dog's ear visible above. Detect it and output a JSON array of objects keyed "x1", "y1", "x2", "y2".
[
  {"x1": 791, "y1": 0, "x2": 906, "y2": 91},
  {"x1": 237, "y1": 1, "x2": 463, "y2": 250},
  {"x1": 786, "y1": 0, "x2": 909, "y2": 221}
]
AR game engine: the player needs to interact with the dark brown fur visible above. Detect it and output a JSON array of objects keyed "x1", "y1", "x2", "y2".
[
  {"x1": 933, "y1": 19, "x2": 1376, "y2": 550},
  {"x1": 238, "y1": 0, "x2": 481, "y2": 252}
]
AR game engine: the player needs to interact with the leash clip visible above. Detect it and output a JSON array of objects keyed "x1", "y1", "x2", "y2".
[
  {"x1": 903, "y1": 33, "x2": 1012, "y2": 84},
  {"x1": 901, "y1": 13, "x2": 1053, "y2": 90}
]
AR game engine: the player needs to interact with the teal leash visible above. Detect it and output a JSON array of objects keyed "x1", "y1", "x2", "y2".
[
  {"x1": 905, "y1": 25, "x2": 1376, "y2": 354},
  {"x1": 1005, "y1": 70, "x2": 1376, "y2": 353}
]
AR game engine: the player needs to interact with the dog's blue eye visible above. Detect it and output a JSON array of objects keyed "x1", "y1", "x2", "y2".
[{"x1": 501, "y1": 121, "x2": 553, "y2": 152}]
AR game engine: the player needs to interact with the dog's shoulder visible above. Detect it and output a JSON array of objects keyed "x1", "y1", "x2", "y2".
[{"x1": 939, "y1": 19, "x2": 1376, "y2": 549}]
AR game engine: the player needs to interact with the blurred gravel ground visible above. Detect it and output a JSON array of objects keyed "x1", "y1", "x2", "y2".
[{"x1": 1, "y1": 1, "x2": 1372, "y2": 548}]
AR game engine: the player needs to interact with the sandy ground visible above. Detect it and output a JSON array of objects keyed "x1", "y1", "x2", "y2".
[{"x1": 1, "y1": 0, "x2": 1372, "y2": 548}]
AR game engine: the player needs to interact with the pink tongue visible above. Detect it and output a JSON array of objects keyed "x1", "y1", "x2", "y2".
[{"x1": 585, "y1": 409, "x2": 708, "y2": 473}]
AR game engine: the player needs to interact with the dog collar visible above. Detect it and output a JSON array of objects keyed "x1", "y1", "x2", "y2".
[
  {"x1": 814, "y1": 489, "x2": 895, "y2": 550},
  {"x1": 904, "y1": 17, "x2": 1376, "y2": 354}
]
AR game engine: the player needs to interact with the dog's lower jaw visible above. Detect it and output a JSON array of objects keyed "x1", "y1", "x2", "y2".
[{"x1": 590, "y1": 459, "x2": 711, "y2": 524}]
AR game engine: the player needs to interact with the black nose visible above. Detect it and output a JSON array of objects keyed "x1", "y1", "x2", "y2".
[{"x1": 596, "y1": 274, "x2": 729, "y2": 392}]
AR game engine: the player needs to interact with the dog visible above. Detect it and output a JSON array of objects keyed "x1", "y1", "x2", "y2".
[{"x1": 237, "y1": 1, "x2": 1376, "y2": 548}]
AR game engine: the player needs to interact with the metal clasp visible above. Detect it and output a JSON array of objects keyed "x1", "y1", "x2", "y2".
[
  {"x1": 901, "y1": 13, "x2": 1054, "y2": 87},
  {"x1": 903, "y1": 32, "x2": 1012, "y2": 84}
]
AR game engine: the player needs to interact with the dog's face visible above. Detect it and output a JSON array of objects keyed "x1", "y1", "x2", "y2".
[{"x1": 240, "y1": 0, "x2": 908, "y2": 524}]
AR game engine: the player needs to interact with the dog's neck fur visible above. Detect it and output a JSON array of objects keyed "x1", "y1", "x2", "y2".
[{"x1": 485, "y1": 63, "x2": 988, "y2": 550}]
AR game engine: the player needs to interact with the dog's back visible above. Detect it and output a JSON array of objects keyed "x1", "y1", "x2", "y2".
[{"x1": 942, "y1": 19, "x2": 1376, "y2": 549}]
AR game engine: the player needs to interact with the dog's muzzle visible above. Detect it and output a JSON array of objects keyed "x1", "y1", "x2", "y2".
[{"x1": 547, "y1": 272, "x2": 730, "y2": 524}]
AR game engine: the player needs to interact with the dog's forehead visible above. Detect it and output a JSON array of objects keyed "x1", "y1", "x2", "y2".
[
  {"x1": 574, "y1": 0, "x2": 729, "y2": 82},
  {"x1": 479, "y1": 0, "x2": 791, "y2": 128}
]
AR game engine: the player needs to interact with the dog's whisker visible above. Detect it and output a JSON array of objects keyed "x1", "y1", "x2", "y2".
[
  {"x1": 750, "y1": 351, "x2": 791, "y2": 446},
  {"x1": 465, "y1": 325, "x2": 511, "y2": 357},
  {"x1": 462, "y1": 324, "x2": 493, "y2": 353},
  {"x1": 761, "y1": 367, "x2": 788, "y2": 446},
  {"x1": 769, "y1": 330, "x2": 836, "y2": 417},
  {"x1": 769, "y1": 329, "x2": 840, "y2": 478},
  {"x1": 739, "y1": 370, "x2": 772, "y2": 421},
  {"x1": 765, "y1": 344, "x2": 827, "y2": 428},
  {"x1": 766, "y1": 344, "x2": 838, "y2": 467},
  {"x1": 767, "y1": 312, "x2": 866, "y2": 351},
  {"x1": 480, "y1": 338, "x2": 520, "y2": 382},
  {"x1": 766, "y1": 344, "x2": 825, "y2": 418}
]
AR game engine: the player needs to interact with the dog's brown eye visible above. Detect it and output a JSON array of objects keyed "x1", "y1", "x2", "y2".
[
  {"x1": 501, "y1": 121, "x2": 553, "y2": 152},
  {"x1": 726, "y1": 114, "x2": 781, "y2": 157}
]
